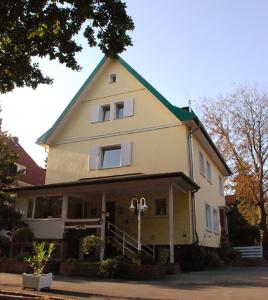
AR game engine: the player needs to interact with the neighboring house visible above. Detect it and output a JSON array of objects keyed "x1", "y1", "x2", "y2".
[
  {"x1": 1, "y1": 136, "x2": 45, "y2": 186},
  {"x1": 8, "y1": 56, "x2": 231, "y2": 262}
]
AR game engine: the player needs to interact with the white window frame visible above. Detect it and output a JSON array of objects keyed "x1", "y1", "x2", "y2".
[
  {"x1": 110, "y1": 73, "x2": 117, "y2": 84},
  {"x1": 206, "y1": 160, "x2": 212, "y2": 183},
  {"x1": 213, "y1": 208, "x2": 219, "y2": 234},
  {"x1": 115, "y1": 102, "x2": 124, "y2": 119},
  {"x1": 154, "y1": 198, "x2": 168, "y2": 216},
  {"x1": 199, "y1": 152, "x2": 206, "y2": 177},
  {"x1": 101, "y1": 105, "x2": 110, "y2": 122},
  {"x1": 101, "y1": 146, "x2": 121, "y2": 169},
  {"x1": 205, "y1": 203, "x2": 212, "y2": 232}
]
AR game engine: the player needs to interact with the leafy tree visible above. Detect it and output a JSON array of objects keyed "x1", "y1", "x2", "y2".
[
  {"x1": 200, "y1": 87, "x2": 268, "y2": 247},
  {"x1": 0, "y1": 108, "x2": 21, "y2": 230},
  {"x1": 0, "y1": 0, "x2": 134, "y2": 93}
]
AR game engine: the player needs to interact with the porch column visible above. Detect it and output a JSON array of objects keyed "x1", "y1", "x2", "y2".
[
  {"x1": 169, "y1": 184, "x2": 174, "y2": 263},
  {"x1": 62, "y1": 196, "x2": 68, "y2": 219},
  {"x1": 100, "y1": 192, "x2": 106, "y2": 261}
]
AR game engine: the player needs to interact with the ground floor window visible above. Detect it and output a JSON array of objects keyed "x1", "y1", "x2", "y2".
[
  {"x1": 34, "y1": 196, "x2": 63, "y2": 218},
  {"x1": 155, "y1": 198, "x2": 167, "y2": 216}
]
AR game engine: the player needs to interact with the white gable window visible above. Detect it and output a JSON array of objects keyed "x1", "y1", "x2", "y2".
[
  {"x1": 101, "y1": 105, "x2": 110, "y2": 121},
  {"x1": 205, "y1": 204, "x2": 212, "y2": 231},
  {"x1": 115, "y1": 102, "x2": 124, "y2": 119},
  {"x1": 89, "y1": 142, "x2": 132, "y2": 170},
  {"x1": 199, "y1": 152, "x2": 205, "y2": 177},
  {"x1": 110, "y1": 74, "x2": 116, "y2": 83},
  {"x1": 206, "y1": 161, "x2": 212, "y2": 182},
  {"x1": 219, "y1": 176, "x2": 224, "y2": 196},
  {"x1": 15, "y1": 163, "x2": 27, "y2": 175},
  {"x1": 101, "y1": 146, "x2": 121, "y2": 168},
  {"x1": 213, "y1": 208, "x2": 219, "y2": 233}
]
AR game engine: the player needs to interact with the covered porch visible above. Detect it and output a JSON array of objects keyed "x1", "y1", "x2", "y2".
[{"x1": 12, "y1": 172, "x2": 199, "y2": 263}]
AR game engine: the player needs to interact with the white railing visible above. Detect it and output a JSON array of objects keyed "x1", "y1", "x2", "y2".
[
  {"x1": 107, "y1": 222, "x2": 155, "y2": 259},
  {"x1": 234, "y1": 246, "x2": 263, "y2": 258}
]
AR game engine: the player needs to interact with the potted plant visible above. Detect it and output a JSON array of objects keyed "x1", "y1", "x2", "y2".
[{"x1": 22, "y1": 241, "x2": 55, "y2": 291}]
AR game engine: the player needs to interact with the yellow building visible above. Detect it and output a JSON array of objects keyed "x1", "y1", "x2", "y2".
[{"x1": 11, "y1": 56, "x2": 231, "y2": 262}]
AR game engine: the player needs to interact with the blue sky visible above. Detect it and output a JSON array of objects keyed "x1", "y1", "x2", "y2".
[{"x1": 1, "y1": 0, "x2": 268, "y2": 166}]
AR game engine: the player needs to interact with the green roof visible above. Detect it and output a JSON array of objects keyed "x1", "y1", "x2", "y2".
[
  {"x1": 36, "y1": 56, "x2": 193, "y2": 145},
  {"x1": 36, "y1": 55, "x2": 230, "y2": 175}
]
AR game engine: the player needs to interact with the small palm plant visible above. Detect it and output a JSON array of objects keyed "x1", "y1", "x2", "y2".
[{"x1": 24, "y1": 242, "x2": 55, "y2": 276}]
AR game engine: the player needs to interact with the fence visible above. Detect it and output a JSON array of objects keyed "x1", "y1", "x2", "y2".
[{"x1": 233, "y1": 246, "x2": 263, "y2": 258}]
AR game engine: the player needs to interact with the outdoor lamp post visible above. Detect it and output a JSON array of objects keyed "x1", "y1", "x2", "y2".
[{"x1": 129, "y1": 197, "x2": 148, "y2": 252}]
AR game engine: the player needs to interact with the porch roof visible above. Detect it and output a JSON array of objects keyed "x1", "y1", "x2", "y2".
[{"x1": 6, "y1": 172, "x2": 199, "y2": 194}]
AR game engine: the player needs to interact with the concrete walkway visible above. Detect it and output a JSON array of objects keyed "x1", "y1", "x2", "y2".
[{"x1": 1, "y1": 267, "x2": 268, "y2": 299}]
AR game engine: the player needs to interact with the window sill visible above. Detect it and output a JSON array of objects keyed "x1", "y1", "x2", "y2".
[{"x1": 200, "y1": 172, "x2": 206, "y2": 178}]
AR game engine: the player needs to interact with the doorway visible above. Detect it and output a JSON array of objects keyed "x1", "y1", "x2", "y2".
[{"x1": 106, "y1": 201, "x2": 116, "y2": 225}]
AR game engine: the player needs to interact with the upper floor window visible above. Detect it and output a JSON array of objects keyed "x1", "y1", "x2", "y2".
[
  {"x1": 205, "y1": 204, "x2": 212, "y2": 231},
  {"x1": 110, "y1": 74, "x2": 116, "y2": 83},
  {"x1": 89, "y1": 142, "x2": 132, "y2": 170},
  {"x1": 199, "y1": 152, "x2": 205, "y2": 177},
  {"x1": 155, "y1": 198, "x2": 167, "y2": 216},
  {"x1": 206, "y1": 161, "x2": 212, "y2": 182},
  {"x1": 90, "y1": 98, "x2": 134, "y2": 123},
  {"x1": 115, "y1": 102, "x2": 124, "y2": 119},
  {"x1": 219, "y1": 176, "x2": 224, "y2": 196},
  {"x1": 101, "y1": 105, "x2": 110, "y2": 121},
  {"x1": 101, "y1": 146, "x2": 121, "y2": 168}
]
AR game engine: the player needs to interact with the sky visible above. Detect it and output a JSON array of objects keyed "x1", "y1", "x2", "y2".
[{"x1": 1, "y1": 0, "x2": 268, "y2": 167}]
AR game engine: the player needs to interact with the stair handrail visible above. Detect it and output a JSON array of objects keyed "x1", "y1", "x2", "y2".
[{"x1": 107, "y1": 221, "x2": 155, "y2": 258}]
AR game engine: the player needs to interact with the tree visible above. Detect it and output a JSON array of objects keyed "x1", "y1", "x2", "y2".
[
  {"x1": 0, "y1": 0, "x2": 134, "y2": 93},
  {"x1": 0, "y1": 108, "x2": 22, "y2": 230},
  {"x1": 200, "y1": 87, "x2": 268, "y2": 247}
]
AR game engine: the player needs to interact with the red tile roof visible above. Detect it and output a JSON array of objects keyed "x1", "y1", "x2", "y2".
[{"x1": 1, "y1": 136, "x2": 45, "y2": 185}]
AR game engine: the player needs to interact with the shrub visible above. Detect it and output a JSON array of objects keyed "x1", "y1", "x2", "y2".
[
  {"x1": 132, "y1": 253, "x2": 155, "y2": 266},
  {"x1": 98, "y1": 255, "x2": 130, "y2": 278},
  {"x1": 12, "y1": 226, "x2": 34, "y2": 243},
  {"x1": 81, "y1": 235, "x2": 103, "y2": 255},
  {"x1": 0, "y1": 235, "x2": 10, "y2": 256},
  {"x1": 180, "y1": 244, "x2": 206, "y2": 272},
  {"x1": 24, "y1": 242, "x2": 55, "y2": 275},
  {"x1": 159, "y1": 247, "x2": 169, "y2": 264},
  {"x1": 205, "y1": 251, "x2": 224, "y2": 268},
  {"x1": 219, "y1": 241, "x2": 240, "y2": 264}
]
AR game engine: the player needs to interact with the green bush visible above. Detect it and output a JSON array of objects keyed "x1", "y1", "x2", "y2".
[
  {"x1": 205, "y1": 251, "x2": 224, "y2": 268},
  {"x1": 180, "y1": 244, "x2": 206, "y2": 272},
  {"x1": 159, "y1": 247, "x2": 169, "y2": 264},
  {"x1": 12, "y1": 226, "x2": 34, "y2": 243},
  {"x1": 0, "y1": 235, "x2": 10, "y2": 256},
  {"x1": 132, "y1": 253, "x2": 155, "y2": 266},
  {"x1": 81, "y1": 235, "x2": 103, "y2": 255},
  {"x1": 219, "y1": 241, "x2": 240, "y2": 264},
  {"x1": 98, "y1": 255, "x2": 130, "y2": 278}
]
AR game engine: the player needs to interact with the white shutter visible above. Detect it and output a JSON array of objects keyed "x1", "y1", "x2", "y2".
[
  {"x1": 89, "y1": 146, "x2": 100, "y2": 170},
  {"x1": 121, "y1": 142, "x2": 132, "y2": 166},
  {"x1": 123, "y1": 98, "x2": 134, "y2": 117},
  {"x1": 91, "y1": 104, "x2": 101, "y2": 123}
]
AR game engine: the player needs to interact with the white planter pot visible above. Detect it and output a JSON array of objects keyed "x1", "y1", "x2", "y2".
[{"x1": 22, "y1": 273, "x2": 53, "y2": 291}]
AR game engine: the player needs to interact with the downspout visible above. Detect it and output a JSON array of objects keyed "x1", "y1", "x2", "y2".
[{"x1": 187, "y1": 101, "x2": 200, "y2": 244}]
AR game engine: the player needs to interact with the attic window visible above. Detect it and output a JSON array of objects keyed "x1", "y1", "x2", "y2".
[{"x1": 110, "y1": 74, "x2": 116, "y2": 84}]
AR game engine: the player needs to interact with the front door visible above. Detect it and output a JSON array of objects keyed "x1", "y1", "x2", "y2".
[{"x1": 106, "y1": 201, "x2": 116, "y2": 225}]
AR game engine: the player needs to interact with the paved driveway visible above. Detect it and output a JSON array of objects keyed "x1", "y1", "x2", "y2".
[{"x1": 1, "y1": 267, "x2": 268, "y2": 299}]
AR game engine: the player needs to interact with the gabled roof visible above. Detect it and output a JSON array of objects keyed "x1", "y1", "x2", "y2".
[
  {"x1": 1, "y1": 136, "x2": 45, "y2": 185},
  {"x1": 36, "y1": 55, "x2": 231, "y2": 175},
  {"x1": 36, "y1": 56, "x2": 193, "y2": 145}
]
